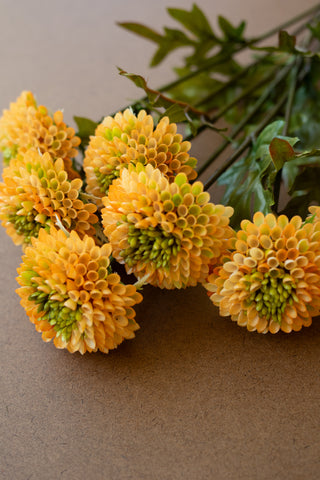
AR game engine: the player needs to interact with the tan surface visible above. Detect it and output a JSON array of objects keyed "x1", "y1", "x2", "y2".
[{"x1": 1, "y1": 1, "x2": 320, "y2": 479}]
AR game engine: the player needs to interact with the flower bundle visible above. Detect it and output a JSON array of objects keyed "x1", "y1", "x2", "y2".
[{"x1": 2, "y1": 4, "x2": 320, "y2": 353}]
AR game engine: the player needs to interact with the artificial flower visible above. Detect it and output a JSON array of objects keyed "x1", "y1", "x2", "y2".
[
  {"x1": 0, "y1": 150, "x2": 98, "y2": 245},
  {"x1": 16, "y1": 226, "x2": 143, "y2": 354},
  {"x1": 101, "y1": 163, "x2": 234, "y2": 289},
  {"x1": 205, "y1": 212, "x2": 320, "y2": 333},
  {"x1": 0, "y1": 90, "x2": 80, "y2": 178},
  {"x1": 307, "y1": 205, "x2": 320, "y2": 222},
  {"x1": 84, "y1": 108, "x2": 198, "y2": 205}
]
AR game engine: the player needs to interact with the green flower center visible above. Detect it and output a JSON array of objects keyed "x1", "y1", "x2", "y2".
[
  {"x1": 28, "y1": 290, "x2": 81, "y2": 342},
  {"x1": 94, "y1": 166, "x2": 120, "y2": 194},
  {"x1": 8, "y1": 210, "x2": 49, "y2": 244},
  {"x1": 121, "y1": 224, "x2": 181, "y2": 269},
  {"x1": 245, "y1": 268, "x2": 298, "y2": 324},
  {"x1": 2, "y1": 144, "x2": 19, "y2": 164}
]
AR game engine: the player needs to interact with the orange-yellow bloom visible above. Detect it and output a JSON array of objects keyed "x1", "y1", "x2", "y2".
[
  {"x1": 0, "y1": 150, "x2": 98, "y2": 245},
  {"x1": 307, "y1": 205, "x2": 320, "y2": 222},
  {"x1": 101, "y1": 163, "x2": 234, "y2": 289},
  {"x1": 16, "y1": 227, "x2": 143, "y2": 354},
  {"x1": 204, "y1": 212, "x2": 320, "y2": 333},
  {"x1": 0, "y1": 91, "x2": 80, "y2": 178},
  {"x1": 84, "y1": 108, "x2": 198, "y2": 205}
]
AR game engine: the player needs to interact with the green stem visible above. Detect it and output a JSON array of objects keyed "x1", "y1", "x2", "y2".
[
  {"x1": 250, "y1": 3, "x2": 320, "y2": 44},
  {"x1": 118, "y1": 4, "x2": 320, "y2": 117},
  {"x1": 272, "y1": 59, "x2": 301, "y2": 214},
  {"x1": 203, "y1": 92, "x2": 289, "y2": 190},
  {"x1": 157, "y1": 3, "x2": 320, "y2": 94},
  {"x1": 204, "y1": 63, "x2": 310, "y2": 190},
  {"x1": 283, "y1": 60, "x2": 302, "y2": 137},
  {"x1": 272, "y1": 25, "x2": 313, "y2": 214},
  {"x1": 208, "y1": 66, "x2": 279, "y2": 123},
  {"x1": 194, "y1": 13, "x2": 311, "y2": 111},
  {"x1": 197, "y1": 60, "x2": 294, "y2": 177},
  {"x1": 194, "y1": 56, "x2": 269, "y2": 109}
]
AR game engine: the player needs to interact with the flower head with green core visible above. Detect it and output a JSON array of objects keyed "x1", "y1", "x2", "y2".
[
  {"x1": 101, "y1": 163, "x2": 234, "y2": 289},
  {"x1": 84, "y1": 108, "x2": 198, "y2": 205},
  {"x1": 16, "y1": 226, "x2": 143, "y2": 354},
  {"x1": 0, "y1": 150, "x2": 98, "y2": 246},
  {"x1": 204, "y1": 212, "x2": 320, "y2": 333},
  {"x1": 0, "y1": 91, "x2": 81, "y2": 178}
]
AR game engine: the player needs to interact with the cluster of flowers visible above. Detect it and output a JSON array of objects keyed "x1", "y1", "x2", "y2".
[{"x1": 1, "y1": 92, "x2": 320, "y2": 354}]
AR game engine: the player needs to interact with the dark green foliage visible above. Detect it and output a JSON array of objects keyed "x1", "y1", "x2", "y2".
[
  {"x1": 218, "y1": 121, "x2": 299, "y2": 227},
  {"x1": 75, "y1": 4, "x2": 320, "y2": 225},
  {"x1": 74, "y1": 116, "x2": 99, "y2": 151}
]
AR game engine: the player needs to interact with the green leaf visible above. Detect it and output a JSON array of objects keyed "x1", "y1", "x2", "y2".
[
  {"x1": 161, "y1": 105, "x2": 208, "y2": 136},
  {"x1": 118, "y1": 68, "x2": 207, "y2": 135},
  {"x1": 117, "y1": 22, "x2": 163, "y2": 43},
  {"x1": 269, "y1": 136, "x2": 298, "y2": 170},
  {"x1": 308, "y1": 20, "x2": 320, "y2": 41},
  {"x1": 250, "y1": 30, "x2": 312, "y2": 55},
  {"x1": 73, "y1": 116, "x2": 98, "y2": 150},
  {"x1": 118, "y1": 19, "x2": 195, "y2": 67},
  {"x1": 278, "y1": 30, "x2": 296, "y2": 53},
  {"x1": 151, "y1": 27, "x2": 195, "y2": 66},
  {"x1": 167, "y1": 4, "x2": 216, "y2": 39},
  {"x1": 118, "y1": 68, "x2": 171, "y2": 107},
  {"x1": 219, "y1": 120, "x2": 286, "y2": 227},
  {"x1": 169, "y1": 72, "x2": 223, "y2": 108},
  {"x1": 255, "y1": 120, "x2": 285, "y2": 147},
  {"x1": 218, "y1": 16, "x2": 246, "y2": 41},
  {"x1": 161, "y1": 104, "x2": 188, "y2": 123},
  {"x1": 218, "y1": 156, "x2": 274, "y2": 228},
  {"x1": 74, "y1": 116, "x2": 98, "y2": 137},
  {"x1": 281, "y1": 167, "x2": 320, "y2": 218}
]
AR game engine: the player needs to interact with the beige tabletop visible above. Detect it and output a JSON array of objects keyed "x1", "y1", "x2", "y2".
[{"x1": 1, "y1": 1, "x2": 320, "y2": 479}]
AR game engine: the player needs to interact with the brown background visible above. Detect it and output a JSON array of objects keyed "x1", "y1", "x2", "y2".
[{"x1": 1, "y1": 1, "x2": 320, "y2": 479}]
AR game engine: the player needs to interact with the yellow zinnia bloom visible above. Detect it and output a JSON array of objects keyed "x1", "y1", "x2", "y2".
[
  {"x1": 101, "y1": 163, "x2": 234, "y2": 289},
  {"x1": 204, "y1": 212, "x2": 320, "y2": 333},
  {"x1": 0, "y1": 91, "x2": 80, "y2": 178},
  {"x1": 16, "y1": 226, "x2": 143, "y2": 354},
  {"x1": 84, "y1": 108, "x2": 198, "y2": 205},
  {"x1": 0, "y1": 150, "x2": 98, "y2": 245}
]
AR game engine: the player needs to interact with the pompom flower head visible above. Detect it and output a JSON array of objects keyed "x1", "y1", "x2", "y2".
[
  {"x1": 101, "y1": 163, "x2": 234, "y2": 289},
  {"x1": 16, "y1": 226, "x2": 143, "y2": 354},
  {"x1": 0, "y1": 150, "x2": 98, "y2": 246},
  {"x1": 205, "y1": 212, "x2": 320, "y2": 333},
  {"x1": 84, "y1": 108, "x2": 198, "y2": 204},
  {"x1": 0, "y1": 91, "x2": 80, "y2": 178},
  {"x1": 307, "y1": 205, "x2": 320, "y2": 222}
]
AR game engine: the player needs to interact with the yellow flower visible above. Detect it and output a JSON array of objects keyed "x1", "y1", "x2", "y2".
[
  {"x1": 0, "y1": 150, "x2": 98, "y2": 245},
  {"x1": 0, "y1": 91, "x2": 80, "y2": 178},
  {"x1": 16, "y1": 226, "x2": 143, "y2": 354},
  {"x1": 204, "y1": 212, "x2": 320, "y2": 333},
  {"x1": 101, "y1": 163, "x2": 234, "y2": 289},
  {"x1": 84, "y1": 108, "x2": 198, "y2": 205},
  {"x1": 307, "y1": 205, "x2": 320, "y2": 222}
]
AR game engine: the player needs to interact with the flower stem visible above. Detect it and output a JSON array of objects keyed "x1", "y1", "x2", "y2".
[
  {"x1": 198, "y1": 60, "x2": 294, "y2": 177},
  {"x1": 203, "y1": 93, "x2": 289, "y2": 190},
  {"x1": 119, "y1": 4, "x2": 320, "y2": 119},
  {"x1": 272, "y1": 58, "x2": 302, "y2": 213},
  {"x1": 194, "y1": 15, "x2": 311, "y2": 111},
  {"x1": 204, "y1": 63, "x2": 310, "y2": 190},
  {"x1": 155, "y1": 4, "x2": 320, "y2": 95},
  {"x1": 207, "y1": 66, "x2": 279, "y2": 124},
  {"x1": 272, "y1": 22, "x2": 313, "y2": 213},
  {"x1": 250, "y1": 3, "x2": 320, "y2": 44}
]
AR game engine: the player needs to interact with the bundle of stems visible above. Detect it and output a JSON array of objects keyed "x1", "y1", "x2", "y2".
[{"x1": 106, "y1": 3, "x2": 320, "y2": 225}]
